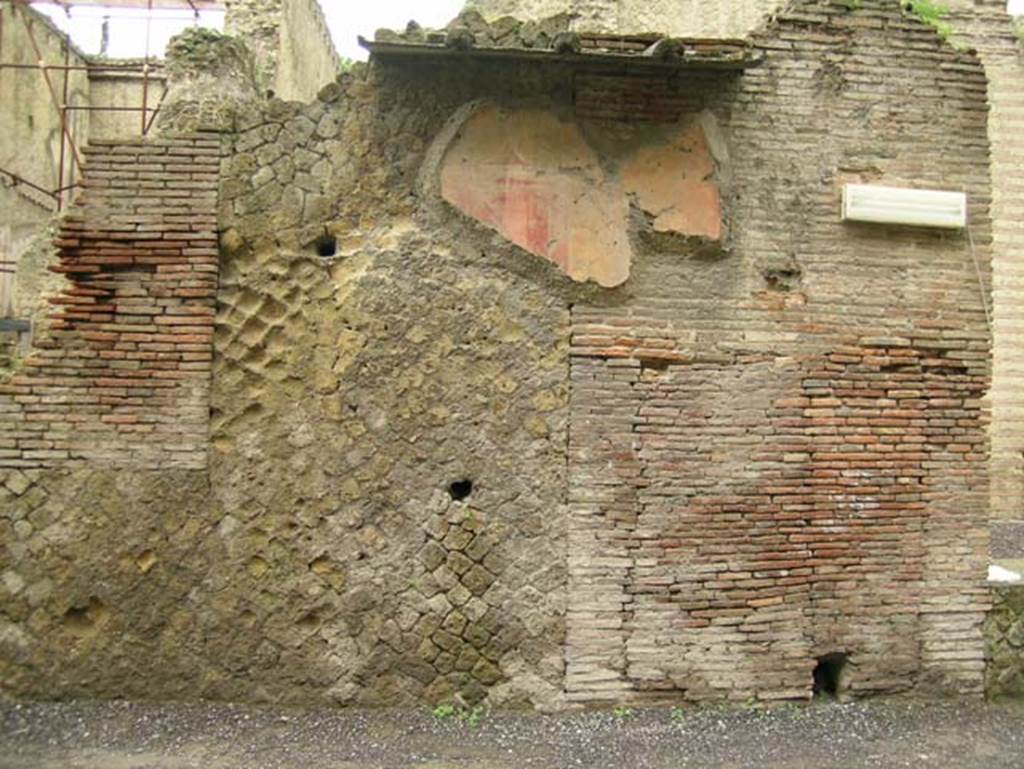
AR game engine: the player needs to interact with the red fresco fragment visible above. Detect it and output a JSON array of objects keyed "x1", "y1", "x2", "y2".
[{"x1": 439, "y1": 105, "x2": 722, "y2": 288}]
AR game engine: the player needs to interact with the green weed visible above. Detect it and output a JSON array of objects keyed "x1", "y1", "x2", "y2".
[
  {"x1": 901, "y1": 0, "x2": 954, "y2": 41},
  {"x1": 432, "y1": 703, "x2": 457, "y2": 720},
  {"x1": 431, "y1": 702, "x2": 485, "y2": 727}
]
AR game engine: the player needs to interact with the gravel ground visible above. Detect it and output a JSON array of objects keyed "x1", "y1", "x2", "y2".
[{"x1": 2, "y1": 699, "x2": 1023, "y2": 769}]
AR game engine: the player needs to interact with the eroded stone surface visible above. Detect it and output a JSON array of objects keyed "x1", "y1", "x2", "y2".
[
  {"x1": 986, "y1": 586, "x2": 1024, "y2": 698},
  {"x1": 464, "y1": 0, "x2": 787, "y2": 37}
]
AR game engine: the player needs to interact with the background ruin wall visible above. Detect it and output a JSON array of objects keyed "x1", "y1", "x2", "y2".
[
  {"x1": 465, "y1": 0, "x2": 790, "y2": 37},
  {"x1": 224, "y1": 0, "x2": 340, "y2": 101},
  {"x1": 0, "y1": 5, "x2": 89, "y2": 326},
  {"x1": 0, "y1": 0, "x2": 1012, "y2": 709},
  {"x1": 1, "y1": 2, "x2": 171, "y2": 375}
]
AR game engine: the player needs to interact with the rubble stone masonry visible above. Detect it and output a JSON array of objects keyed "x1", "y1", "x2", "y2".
[
  {"x1": 466, "y1": 0, "x2": 790, "y2": 37},
  {"x1": 986, "y1": 585, "x2": 1024, "y2": 698}
]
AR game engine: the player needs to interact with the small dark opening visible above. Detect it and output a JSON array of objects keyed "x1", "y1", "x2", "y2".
[
  {"x1": 64, "y1": 605, "x2": 91, "y2": 627},
  {"x1": 763, "y1": 268, "x2": 801, "y2": 292},
  {"x1": 813, "y1": 652, "x2": 848, "y2": 699},
  {"x1": 315, "y1": 235, "x2": 338, "y2": 258},
  {"x1": 640, "y1": 357, "x2": 671, "y2": 372},
  {"x1": 448, "y1": 479, "x2": 473, "y2": 501}
]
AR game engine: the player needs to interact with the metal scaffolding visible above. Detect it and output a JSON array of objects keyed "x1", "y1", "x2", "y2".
[{"x1": 0, "y1": 0, "x2": 225, "y2": 211}]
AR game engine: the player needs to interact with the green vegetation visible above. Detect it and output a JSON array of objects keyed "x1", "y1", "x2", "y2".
[
  {"x1": 431, "y1": 703, "x2": 485, "y2": 727},
  {"x1": 669, "y1": 706, "x2": 687, "y2": 722},
  {"x1": 612, "y1": 705, "x2": 635, "y2": 719},
  {"x1": 431, "y1": 703, "x2": 457, "y2": 720},
  {"x1": 783, "y1": 702, "x2": 807, "y2": 720},
  {"x1": 0, "y1": 351, "x2": 15, "y2": 378},
  {"x1": 901, "y1": 0, "x2": 954, "y2": 41},
  {"x1": 340, "y1": 57, "x2": 356, "y2": 73},
  {"x1": 0, "y1": 337, "x2": 24, "y2": 380}
]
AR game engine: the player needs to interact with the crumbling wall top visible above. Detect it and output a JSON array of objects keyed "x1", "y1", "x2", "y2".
[
  {"x1": 366, "y1": 10, "x2": 760, "y2": 71},
  {"x1": 158, "y1": 27, "x2": 260, "y2": 132},
  {"x1": 462, "y1": 0, "x2": 788, "y2": 38}
]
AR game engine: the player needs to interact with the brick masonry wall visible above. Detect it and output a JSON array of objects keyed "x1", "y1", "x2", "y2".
[
  {"x1": 949, "y1": 2, "x2": 1024, "y2": 523},
  {"x1": 0, "y1": 332, "x2": 16, "y2": 372},
  {"x1": 566, "y1": 0, "x2": 994, "y2": 704},
  {"x1": 0, "y1": 136, "x2": 220, "y2": 470}
]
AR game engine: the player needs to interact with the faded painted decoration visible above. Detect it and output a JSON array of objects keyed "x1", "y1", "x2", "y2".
[{"x1": 439, "y1": 104, "x2": 723, "y2": 287}]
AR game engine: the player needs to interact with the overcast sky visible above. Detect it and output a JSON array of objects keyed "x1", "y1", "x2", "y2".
[
  {"x1": 32, "y1": 0, "x2": 1024, "y2": 60},
  {"x1": 324, "y1": 1, "x2": 465, "y2": 60},
  {"x1": 32, "y1": 1, "x2": 465, "y2": 60}
]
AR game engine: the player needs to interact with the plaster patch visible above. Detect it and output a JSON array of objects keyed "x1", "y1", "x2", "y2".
[
  {"x1": 621, "y1": 122, "x2": 722, "y2": 240},
  {"x1": 438, "y1": 104, "x2": 724, "y2": 288},
  {"x1": 440, "y1": 105, "x2": 631, "y2": 288}
]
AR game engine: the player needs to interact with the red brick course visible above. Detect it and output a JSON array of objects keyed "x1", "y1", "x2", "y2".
[
  {"x1": 0, "y1": 136, "x2": 220, "y2": 469},
  {"x1": 565, "y1": 0, "x2": 993, "y2": 704}
]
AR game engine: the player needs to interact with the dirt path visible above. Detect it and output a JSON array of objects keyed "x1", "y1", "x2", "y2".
[{"x1": 2, "y1": 699, "x2": 1023, "y2": 769}]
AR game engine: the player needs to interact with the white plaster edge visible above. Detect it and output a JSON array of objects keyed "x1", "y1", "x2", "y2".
[{"x1": 988, "y1": 564, "x2": 1023, "y2": 583}]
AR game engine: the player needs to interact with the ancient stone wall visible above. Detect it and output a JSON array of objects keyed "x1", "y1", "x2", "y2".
[
  {"x1": 86, "y1": 68, "x2": 169, "y2": 141},
  {"x1": 0, "y1": 0, "x2": 1002, "y2": 709},
  {"x1": 224, "y1": 0, "x2": 339, "y2": 101},
  {"x1": 986, "y1": 585, "x2": 1024, "y2": 697},
  {"x1": 1, "y1": 66, "x2": 573, "y2": 709},
  {"x1": 561, "y1": 0, "x2": 994, "y2": 704},
  {"x1": 224, "y1": 0, "x2": 283, "y2": 92},
  {"x1": 207, "y1": 71, "x2": 574, "y2": 708},
  {"x1": 0, "y1": 136, "x2": 220, "y2": 470},
  {"x1": 0, "y1": 4, "x2": 90, "y2": 299},
  {"x1": 276, "y1": 0, "x2": 340, "y2": 101}
]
